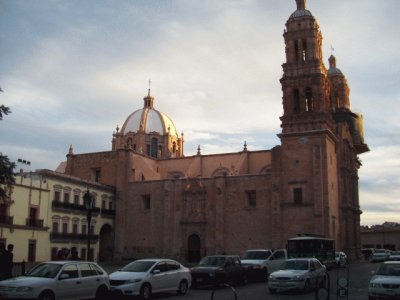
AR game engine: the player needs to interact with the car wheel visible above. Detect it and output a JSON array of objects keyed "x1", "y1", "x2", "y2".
[
  {"x1": 95, "y1": 285, "x2": 109, "y2": 300},
  {"x1": 177, "y1": 280, "x2": 188, "y2": 295},
  {"x1": 269, "y1": 288, "x2": 276, "y2": 294},
  {"x1": 140, "y1": 283, "x2": 152, "y2": 300},
  {"x1": 38, "y1": 290, "x2": 55, "y2": 300}
]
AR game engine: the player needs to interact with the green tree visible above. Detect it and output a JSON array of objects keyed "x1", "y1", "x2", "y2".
[{"x1": 0, "y1": 87, "x2": 16, "y2": 202}]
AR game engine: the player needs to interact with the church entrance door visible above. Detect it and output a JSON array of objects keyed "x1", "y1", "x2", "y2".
[{"x1": 188, "y1": 234, "x2": 201, "y2": 263}]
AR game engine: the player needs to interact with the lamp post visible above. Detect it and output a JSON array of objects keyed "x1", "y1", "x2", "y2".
[{"x1": 83, "y1": 189, "x2": 94, "y2": 261}]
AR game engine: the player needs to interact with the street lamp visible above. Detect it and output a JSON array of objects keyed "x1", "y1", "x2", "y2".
[{"x1": 83, "y1": 189, "x2": 94, "y2": 261}]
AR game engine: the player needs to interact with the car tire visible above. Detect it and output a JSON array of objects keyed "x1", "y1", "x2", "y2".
[
  {"x1": 95, "y1": 285, "x2": 108, "y2": 300},
  {"x1": 38, "y1": 290, "x2": 55, "y2": 300},
  {"x1": 140, "y1": 283, "x2": 152, "y2": 300},
  {"x1": 269, "y1": 288, "x2": 276, "y2": 294},
  {"x1": 177, "y1": 280, "x2": 188, "y2": 295}
]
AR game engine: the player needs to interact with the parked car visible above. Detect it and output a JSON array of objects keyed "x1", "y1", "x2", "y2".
[
  {"x1": 268, "y1": 258, "x2": 327, "y2": 294},
  {"x1": 109, "y1": 258, "x2": 190, "y2": 300},
  {"x1": 335, "y1": 251, "x2": 347, "y2": 267},
  {"x1": 369, "y1": 261, "x2": 400, "y2": 299},
  {"x1": 241, "y1": 249, "x2": 272, "y2": 281},
  {"x1": 388, "y1": 251, "x2": 400, "y2": 261},
  {"x1": 190, "y1": 255, "x2": 246, "y2": 288},
  {"x1": 0, "y1": 261, "x2": 109, "y2": 300},
  {"x1": 372, "y1": 249, "x2": 390, "y2": 262}
]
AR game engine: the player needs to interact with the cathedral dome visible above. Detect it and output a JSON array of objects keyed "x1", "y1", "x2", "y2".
[
  {"x1": 120, "y1": 92, "x2": 178, "y2": 136},
  {"x1": 328, "y1": 54, "x2": 343, "y2": 76}
]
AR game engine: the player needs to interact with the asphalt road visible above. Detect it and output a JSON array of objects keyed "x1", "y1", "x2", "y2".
[{"x1": 102, "y1": 261, "x2": 380, "y2": 300}]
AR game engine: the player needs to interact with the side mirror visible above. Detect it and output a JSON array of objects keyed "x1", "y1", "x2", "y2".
[
  {"x1": 59, "y1": 273, "x2": 70, "y2": 280},
  {"x1": 152, "y1": 269, "x2": 161, "y2": 275}
]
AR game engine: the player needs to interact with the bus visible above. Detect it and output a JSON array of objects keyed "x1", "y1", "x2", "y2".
[{"x1": 287, "y1": 235, "x2": 336, "y2": 269}]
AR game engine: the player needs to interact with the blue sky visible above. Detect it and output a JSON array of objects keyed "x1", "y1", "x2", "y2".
[{"x1": 1, "y1": 0, "x2": 399, "y2": 226}]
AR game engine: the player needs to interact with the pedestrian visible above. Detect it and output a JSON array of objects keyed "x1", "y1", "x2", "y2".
[
  {"x1": 68, "y1": 247, "x2": 80, "y2": 260},
  {"x1": 55, "y1": 249, "x2": 66, "y2": 261},
  {"x1": 0, "y1": 242, "x2": 6, "y2": 280},
  {"x1": 4, "y1": 244, "x2": 14, "y2": 279}
]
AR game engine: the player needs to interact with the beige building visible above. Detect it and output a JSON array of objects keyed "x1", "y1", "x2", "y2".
[
  {"x1": 0, "y1": 170, "x2": 115, "y2": 263},
  {"x1": 61, "y1": 0, "x2": 369, "y2": 263}
]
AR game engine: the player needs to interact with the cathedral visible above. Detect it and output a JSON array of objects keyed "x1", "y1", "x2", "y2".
[{"x1": 62, "y1": 0, "x2": 369, "y2": 262}]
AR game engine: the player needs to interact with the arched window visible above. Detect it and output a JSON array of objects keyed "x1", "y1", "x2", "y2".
[
  {"x1": 302, "y1": 39, "x2": 307, "y2": 61},
  {"x1": 172, "y1": 142, "x2": 176, "y2": 153},
  {"x1": 151, "y1": 138, "x2": 158, "y2": 158},
  {"x1": 293, "y1": 89, "x2": 300, "y2": 114},
  {"x1": 294, "y1": 40, "x2": 299, "y2": 61},
  {"x1": 305, "y1": 87, "x2": 313, "y2": 112}
]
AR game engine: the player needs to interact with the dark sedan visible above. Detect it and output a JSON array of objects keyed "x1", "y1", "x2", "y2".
[{"x1": 190, "y1": 255, "x2": 247, "y2": 288}]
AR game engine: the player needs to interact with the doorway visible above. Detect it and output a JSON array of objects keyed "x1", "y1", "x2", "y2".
[{"x1": 188, "y1": 234, "x2": 201, "y2": 263}]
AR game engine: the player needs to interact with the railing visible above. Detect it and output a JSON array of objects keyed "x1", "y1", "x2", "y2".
[
  {"x1": 50, "y1": 232, "x2": 99, "y2": 241},
  {"x1": 52, "y1": 200, "x2": 100, "y2": 214},
  {"x1": 0, "y1": 215, "x2": 13, "y2": 225},
  {"x1": 25, "y1": 218, "x2": 44, "y2": 228}
]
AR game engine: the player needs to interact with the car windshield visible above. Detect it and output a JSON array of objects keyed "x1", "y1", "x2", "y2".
[
  {"x1": 121, "y1": 261, "x2": 156, "y2": 272},
  {"x1": 375, "y1": 249, "x2": 386, "y2": 254},
  {"x1": 391, "y1": 251, "x2": 400, "y2": 256},
  {"x1": 376, "y1": 264, "x2": 400, "y2": 276},
  {"x1": 282, "y1": 260, "x2": 309, "y2": 270},
  {"x1": 199, "y1": 256, "x2": 226, "y2": 267},
  {"x1": 243, "y1": 251, "x2": 270, "y2": 260},
  {"x1": 26, "y1": 263, "x2": 62, "y2": 278}
]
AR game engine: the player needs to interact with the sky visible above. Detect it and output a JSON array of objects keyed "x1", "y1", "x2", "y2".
[{"x1": 0, "y1": 0, "x2": 399, "y2": 226}]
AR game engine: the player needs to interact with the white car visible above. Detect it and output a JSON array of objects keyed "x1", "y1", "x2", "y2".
[
  {"x1": 372, "y1": 249, "x2": 390, "y2": 262},
  {"x1": 241, "y1": 249, "x2": 272, "y2": 281},
  {"x1": 388, "y1": 251, "x2": 400, "y2": 261},
  {"x1": 109, "y1": 259, "x2": 191, "y2": 300},
  {"x1": 0, "y1": 261, "x2": 109, "y2": 300},
  {"x1": 268, "y1": 258, "x2": 327, "y2": 294},
  {"x1": 369, "y1": 261, "x2": 400, "y2": 299}
]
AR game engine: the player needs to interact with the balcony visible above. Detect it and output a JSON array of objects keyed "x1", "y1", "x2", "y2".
[
  {"x1": 0, "y1": 215, "x2": 13, "y2": 225},
  {"x1": 50, "y1": 232, "x2": 99, "y2": 242},
  {"x1": 26, "y1": 218, "x2": 44, "y2": 228},
  {"x1": 52, "y1": 200, "x2": 100, "y2": 214},
  {"x1": 100, "y1": 208, "x2": 116, "y2": 216}
]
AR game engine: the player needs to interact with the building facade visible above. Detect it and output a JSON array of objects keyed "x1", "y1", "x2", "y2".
[
  {"x1": 0, "y1": 170, "x2": 115, "y2": 263},
  {"x1": 62, "y1": 0, "x2": 369, "y2": 262}
]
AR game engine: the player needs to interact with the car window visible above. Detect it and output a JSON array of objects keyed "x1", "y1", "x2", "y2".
[
  {"x1": 154, "y1": 262, "x2": 168, "y2": 273},
  {"x1": 26, "y1": 263, "x2": 62, "y2": 278},
  {"x1": 60, "y1": 264, "x2": 79, "y2": 279},
  {"x1": 282, "y1": 260, "x2": 309, "y2": 270},
  {"x1": 272, "y1": 250, "x2": 285, "y2": 259},
  {"x1": 91, "y1": 263, "x2": 104, "y2": 275},
  {"x1": 79, "y1": 263, "x2": 98, "y2": 277},
  {"x1": 199, "y1": 256, "x2": 226, "y2": 267},
  {"x1": 166, "y1": 261, "x2": 180, "y2": 271},
  {"x1": 233, "y1": 257, "x2": 241, "y2": 265},
  {"x1": 314, "y1": 260, "x2": 322, "y2": 270},
  {"x1": 243, "y1": 251, "x2": 271, "y2": 259},
  {"x1": 377, "y1": 264, "x2": 400, "y2": 276},
  {"x1": 121, "y1": 261, "x2": 156, "y2": 272}
]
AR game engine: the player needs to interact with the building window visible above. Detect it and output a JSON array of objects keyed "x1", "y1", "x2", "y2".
[
  {"x1": 62, "y1": 222, "x2": 68, "y2": 234},
  {"x1": 294, "y1": 188, "x2": 303, "y2": 205},
  {"x1": 293, "y1": 89, "x2": 300, "y2": 114},
  {"x1": 54, "y1": 190, "x2": 61, "y2": 202},
  {"x1": 81, "y1": 248, "x2": 87, "y2": 261},
  {"x1": 245, "y1": 190, "x2": 257, "y2": 207},
  {"x1": 102, "y1": 200, "x2": 106, "y2": 209},
  {"x1": 142, "y1": 195, "x2": 151, "y2": 210},
  {"x1": 74, "y1": 194, "x2": 79, "y2": 205},
  {"x1": 51, "y1": 247, "x2": 58, "y2": 260},
  {"x1": 28, "y1": 240, "x2": 36, "y2": 262},
  {"x1": 64, "y1": 192, "x2": 69, "y2": 203},
  {"x1": 108, "y1": 201, "x2": 113, "y2": 210},
  {"x1": 305, "y1": 87, "x2": 313, "y2": 112},
  {"x1": 72, "y1": 223, "x2": 78, "y2": 234},
  {"x1": 82, "y1": 224, "x2": 87, "y2": 235},
  {"x1": 146, "y1": 144, "x2": 151, "y2": 156},
  {"x1": 92, "y1": 169, "x2": 101, "y2": 182},
  {"x1": 151, "y1": 138, "x2": 158, "y2": 158},
  {"x1": 52, "y1": 222, "x2": 59, "y2": 233}
]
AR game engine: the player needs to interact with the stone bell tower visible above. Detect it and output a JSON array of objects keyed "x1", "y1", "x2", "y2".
[
  {"x1": 275, "y1": 0, "x2": 340, "y2": 244},
  {"x1": 274, "y1": 0, "x2": 369, "y2": 258}
]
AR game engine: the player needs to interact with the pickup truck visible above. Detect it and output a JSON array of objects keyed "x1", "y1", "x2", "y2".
[{"x1": 241, "y1": 249, "x2": 288, "y2": 281}]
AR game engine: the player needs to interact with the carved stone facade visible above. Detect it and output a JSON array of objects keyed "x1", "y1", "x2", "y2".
[{"x1": 62, "y1": 1, "x2": 369, "y2": 262}]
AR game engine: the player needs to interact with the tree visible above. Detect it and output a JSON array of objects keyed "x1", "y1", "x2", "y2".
[
  {"x1": 0, "y1": 87, "x2": 16, "y2": 202},
  {"x1": 0, "y1": 154, "x2": 16, "y2": 203}
]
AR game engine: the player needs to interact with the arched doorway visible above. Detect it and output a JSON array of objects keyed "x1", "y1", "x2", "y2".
[
  {"x1": 188, "y1": 234, "x2": 201, "y2": 263},
  {"x1": 98, "y1": 224, "x2": 114, "y2": 262}
]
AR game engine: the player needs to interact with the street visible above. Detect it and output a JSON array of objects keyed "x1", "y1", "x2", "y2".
[{"x1": 102, "y1": 261, "x2": 379, "y2": 300}]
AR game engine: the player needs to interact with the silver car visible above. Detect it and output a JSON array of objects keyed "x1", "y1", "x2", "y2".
[
  {"x1": 369, "y1": 261, "x2": 400, "y2": 299},
  {"x1": 0, "y1": 261, "x2": 110, "y2": 300},
  {"x1": 268, "y1": 258, "x2": 327, "y2": 294},
  {"x1": 109, "y1": 259, "x2": 191, "y2": 300}
]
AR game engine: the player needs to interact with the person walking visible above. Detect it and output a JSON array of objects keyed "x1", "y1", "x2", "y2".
[
  {"x1": 0, "y1": 242, "x2": 6, "y2": 280},
  {"x1": 4, "y1": 244, "x2": 14, "y2": 279}
]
